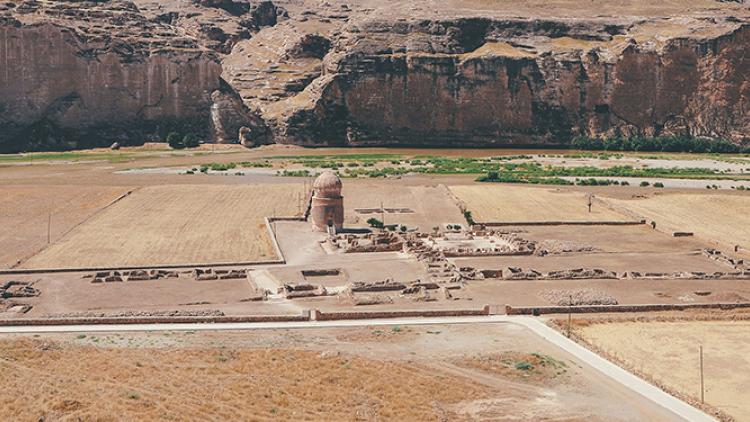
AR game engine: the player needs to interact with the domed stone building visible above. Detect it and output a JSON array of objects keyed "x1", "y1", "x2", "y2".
[{"x1": 310, "y1": 170, "x2": 344, "y2": 233}]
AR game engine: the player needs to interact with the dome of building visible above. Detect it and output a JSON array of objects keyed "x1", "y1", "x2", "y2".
[{"x1": 313, "y1": 170, "x2": 342, "y2": 197}]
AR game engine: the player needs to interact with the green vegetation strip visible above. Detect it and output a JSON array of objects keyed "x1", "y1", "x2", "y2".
[{"x1": 189, "y1": 153, "x2": 750, "y2": 186}]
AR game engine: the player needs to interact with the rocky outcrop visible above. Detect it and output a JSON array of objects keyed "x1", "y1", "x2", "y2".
[
  {"x1": 275, "y1": 16, "x2": 750, "y2": 146},
  {"x1": 210, "y1": 80, "x2": 272, "y2": 144},
  {"x1": 1, "y1": 0, "x2": 749, "y2": 151},
  {"x1": 0, "y1": 0, "x2": 221, "y2": 152}
]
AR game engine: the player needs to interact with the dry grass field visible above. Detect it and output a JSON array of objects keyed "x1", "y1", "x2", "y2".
[
  {"x1": 21, "y1": 184, "x2": 301, "y2": 269},
  {"x1": 0, "y1": 324, "x2": 679, "y2": 421},
  {"x1": 0, "y1": 338, "x2": 487, "y2": 421},
  {"x1": 608, "y1": 193, "x2": 750, "y2": 250},
  {"x1": 449, "y1": 185, "x2": 629, "y2": 223},
  {"x1": 0, "y1": 185, "x2": 132, "y2": 268},
  {"x1": 578, "y1": 320, "x2": 750, "y2": 421}
]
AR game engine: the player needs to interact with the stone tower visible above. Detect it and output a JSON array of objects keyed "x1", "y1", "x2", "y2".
[{"x1": 310, "y1": 170, "x2": 344, "y2": 233}]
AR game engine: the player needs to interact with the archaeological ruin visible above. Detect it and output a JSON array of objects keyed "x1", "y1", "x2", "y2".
[{"x1": 310, "y1": 170, "x2": 344, "y2": 233}]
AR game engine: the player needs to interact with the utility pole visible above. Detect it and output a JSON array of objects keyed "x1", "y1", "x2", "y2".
[
  {"x1": 567, "y1": 294, "x2": 573, "y2": 338},
  {"x1": 700, "y1": 345, "x2": 705, "y2": 404},
  {"x1": 381, "y1": 201, "x2": 385, "y2": 232}
]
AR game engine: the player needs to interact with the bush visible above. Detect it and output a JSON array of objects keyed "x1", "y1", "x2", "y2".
[
  {"x1": 653, "y1": 182, "x2": 665, "y2": 188},
  {"x1": 640, "y1": 181, "x2": 650, "y2": 187},
  {"x1": 463, "y1": 210, "x2": 475, "y2": 226},
  {"x1": 515, "y1": 361, "x2": 534, "y2": 371},
  {"x1": 167, "y1": 132, "x2": 184, "y2": 149},
  {"x1": 399, "y1": 225, "x2": 407, "y2": 232},
  {"x1": 183, "y1": 133, "x2": 200, "y2": 148},
  {"x1": 367, "y1": 217, "x2": 384, "y2": 229},
  {"x1": 571, "y1": 135, "x2": 739, "y2": 153}
]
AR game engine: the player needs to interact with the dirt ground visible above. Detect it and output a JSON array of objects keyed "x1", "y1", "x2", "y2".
[
  {"x1": 449, "y1": 184, "x2": 631, "y2": 223},
  {"x1": 343, "y1": 181, "x2": 465, "y2": 230},
  {"x1": 0, "y1": 323, "x2": 681, "y2": 421},
  {"x1": 576, "y1": 319, "x2": 750, "y2": 421},
  {"x1": 0, "y1": 185, "x2": 131, "y2": 268},
  {"x1": 606, "y1": 192, "x2": 750, "y2": 251},
  {"x1": 20, "y1": 184, "x2": 303, "y2": 269}
]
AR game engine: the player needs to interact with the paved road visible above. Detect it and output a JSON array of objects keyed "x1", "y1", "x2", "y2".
[{"x1": 0, "y1": 315, "x2": 715, "y2": 422}]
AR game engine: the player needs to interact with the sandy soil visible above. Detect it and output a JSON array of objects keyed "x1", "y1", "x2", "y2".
[
  {"x1": 20, "y1": 184, "x2": 303, "y2": 269},
  {"x1": 578, "y1": 320, "x2": 750, "y2": 421},
  {"x1": 0, "y1": 185, "x2": 132, "y2": 268},
  {"x1": 607, "y1": 192, "x2": 750, "y2": 251},
  {"x1": 343, "y1": 181, "x2": 465, "y2": 230},
  {"x1": 450, "y1": 184, "x2": 631, "y2": 223},
  {"x1": 0, "y1": 323, "x2": 680, "y2": 421}
]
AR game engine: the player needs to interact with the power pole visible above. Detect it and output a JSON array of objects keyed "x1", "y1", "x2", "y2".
[
  {"x1": 700, "y1": 345, "x2": 705, "y2": 404},
  {"x1": 381, "y1": 201, "x2": 385, "y2": 231},
  {"x1": 567, "y1": 294, "x2": 573, "y2": 338}
]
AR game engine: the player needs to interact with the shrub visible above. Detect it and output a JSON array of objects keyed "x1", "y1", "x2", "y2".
[
  {"x1": 463, "y1": 210, "x2": 475, "y2": 226},
  {"x1": 183, "y1": 133, "x2": 200, "y2": 148},
  {"x1": 399, "y1": 225, "x2": 407, "y2": 232},
  {"x1": 653, "y1": 182, "x2": 664, "y2": 188},
  {"x1": 640, "y1": 181, "x2": 650, "y2": 187},
  {"x1": 515, "y1": 361, "x2": 534, "y2": 371},
  {"x1": 367, "y1": 218, "x2": 384, "y2": 229},
  {"x1": 167, "y1": 132, "x2": 184, "y2": 149}
]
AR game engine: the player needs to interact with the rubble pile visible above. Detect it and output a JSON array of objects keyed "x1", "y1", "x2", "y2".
[
  {"x1": 330, "y1": 232, "x2": 404, "y2": 253},
  {"x1": 703, "y1": 248, "x2": 746, "y2": 269},
  {"x1": 0, "y1": 280, "x2": 40, "y2": 298},
  {"x1": 540, "y1": 289, "x2": 618, "y2": 306},
  {"x1": 281, "y1": 283, "x2": 327, "y2": 299}
]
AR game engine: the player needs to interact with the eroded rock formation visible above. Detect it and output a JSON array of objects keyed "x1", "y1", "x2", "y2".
[{"x1": 1, "y1": 0, "x2": 749, "y2": 151}]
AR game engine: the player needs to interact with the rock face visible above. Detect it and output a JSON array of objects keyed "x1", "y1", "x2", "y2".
[
  {"x1": 210, "y1": 81, "x2": 272, "y2": 145},
  {"x1": 275, "y1": 15, "x2": 750, "y2": 146},
  {"x1": 0, "y1": 0, "x2": 221, "y2": 152},
  {"x1": 1, "y1": 0, "x2": 749, "y2": 151}
]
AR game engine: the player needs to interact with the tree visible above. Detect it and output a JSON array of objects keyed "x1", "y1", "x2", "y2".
[
  {"x1": 367, "y1": 217, "x2": 384, "y2": 229},
  {"x1": 183, "y1": 133, "x2": 200, "y2": 148},
  {"x1": 463, "y1": 210, "x2": 475, "y2": 226},
  {"x1": 167, "y1": 132, "x2": 184, "y2": 149}
]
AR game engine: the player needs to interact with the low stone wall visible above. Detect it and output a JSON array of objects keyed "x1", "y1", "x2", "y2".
[
  {"x1": 313, "y1": 305, "x2": 490, "y2": 321},
  {"x1": 0, "y1": 259, "x2": 286, "y2": 275},
  {"x1": 0, "y1": 313, "x2": 310, "y2": 326},
  {"x1": 506, "y1": 302, "x2": 750, "y2": 315},
  {"x1": 482, "y1": 220, "x2": 645, "y2": 227}
]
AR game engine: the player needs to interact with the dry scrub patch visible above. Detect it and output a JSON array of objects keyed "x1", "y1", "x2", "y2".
[
  {"x1": 21, "y1": 184, "x2": 300, "y2": 268},
  {"x1": 335, "y1": 325, "x2": 415, "y2": 343},
  {"x1": 0, "y1": 338, "x2": 489, "y2": 421},
  {"x1": 577, "y1": 320, "x2": 750, "y2": 421},
  {"x1": 456, "y1": 352, "x2": 568, "y2": 384},
  {"x1": 450, "y1": 185, "x2": 629, "y2": 223},
  {"x1": 0, "y1": 185, "x2": 131, "y2": 268},
  {"x1": 608, "y1": 193, "x2": 750, "y2": 250}
]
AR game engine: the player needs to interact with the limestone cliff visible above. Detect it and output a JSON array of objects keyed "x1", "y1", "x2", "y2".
[
  {"x1": 1, "y1": 0, "x2": 749, "y2": 151},
  {"x1": 273, "y1": 15, "x2": 750, "y2": 146},
  {"x1": 0, "y1": 0, "x2": 222, "y2": 152}
]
